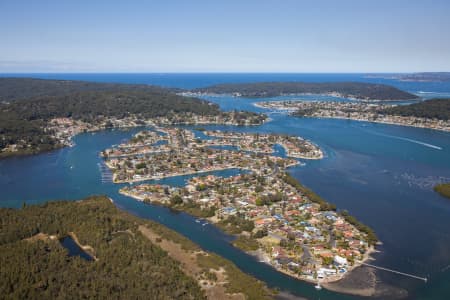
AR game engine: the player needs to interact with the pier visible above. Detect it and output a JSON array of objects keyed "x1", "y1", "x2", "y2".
[
  {"x1": 98, "y1": 162, "x2": 113, "y2": 183},
  {"x1": 361, "y1": 262, "x2": 428, "y2": 282}
]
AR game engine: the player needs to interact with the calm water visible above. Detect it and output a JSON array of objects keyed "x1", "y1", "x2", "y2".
[
  {"x1": 60, "y1": 236, "x2": 94, "y2": 261},
  {"x1": 1, "y1": 73, "x2": 450, "y2": 299}
]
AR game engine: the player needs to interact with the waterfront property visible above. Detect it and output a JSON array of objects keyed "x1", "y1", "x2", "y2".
[
  {"x1": 256, "y1": 101, "x2": 450, "y2": 132},
  {"x1": 101, "y1": 128, "x2": 320, "y2": 183},
  {"x1": 104, "y1": 127, "x2": 373, "y2": 284}
]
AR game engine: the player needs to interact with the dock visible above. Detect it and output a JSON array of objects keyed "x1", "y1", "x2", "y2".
[{"x1": 361, "y1": 262, "x2": 428, "y2": 282}]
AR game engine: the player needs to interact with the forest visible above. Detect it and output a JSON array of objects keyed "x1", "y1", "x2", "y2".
[
  {"x1": 0, "y1": 196, "x2": 205, "y2": 299},
  {"x1": 0, "y1": 195, "x2": 272, "y2": 299},
  {"x1": 381, "y1": 98, "x2": 450, "y2": 120},
  {"x1": 0, "y1": 78, "x2": 221, "y2": 157},
  {"x1": 193, "y1": 81, "x2": 419, "y2": 100},
  {"x1": 0, "y1": 77, "x2": 181, "y2": 103}
]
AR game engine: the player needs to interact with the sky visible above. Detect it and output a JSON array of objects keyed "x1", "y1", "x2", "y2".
[{"x1": 1, "y1": 0, "x2": 450, "y2": 73}]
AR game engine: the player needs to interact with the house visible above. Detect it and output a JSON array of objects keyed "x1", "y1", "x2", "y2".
[{"x1": 334, "y1": 255, "x2": 348, "y2": 267}]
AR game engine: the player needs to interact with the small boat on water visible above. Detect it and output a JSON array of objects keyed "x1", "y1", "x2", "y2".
[
  {"x1": 202, "y1": 222, "x2": 208, "y2": 226},
  {"x1": 195, "y1": 219, "x2": 201, "y2": 223},
  {"x1": 315, "y1": 281, "x2": 322, "y2": 290}
]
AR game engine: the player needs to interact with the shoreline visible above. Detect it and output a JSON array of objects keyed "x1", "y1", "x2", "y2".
[
  {"x1": 296, "y1": 115, "x2": 450, "y2": 133},
  {"x1": 111, "y1": 165, "x2": 254, "y2": 184},
  {"x1": 121, "y1": 186, "x2": 379, "y2": 297},
  {"x1": 253, "y1": 101, "x2": 450, "y2": 132},
  {"x1": 246, "y1": 246, "x2": 378, "y2": 297},
  {"x1": 186, "y1": 91, "x2": 418, "y2": 102}
]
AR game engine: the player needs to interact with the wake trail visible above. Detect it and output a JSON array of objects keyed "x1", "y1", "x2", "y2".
[{"x1": 360, "y1": 129, "x2": 442, "y2": 150}]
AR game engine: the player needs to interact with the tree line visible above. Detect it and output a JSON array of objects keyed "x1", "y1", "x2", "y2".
[
  {"x1": 380, "y1": 98, "x2": 450, "y2": 120},
  {"x1": 0, "y1": 195, "x2": 205, "y2": 299},
  {"x1": 193, "y1": 81, "x2": 419, "y2": 100}
]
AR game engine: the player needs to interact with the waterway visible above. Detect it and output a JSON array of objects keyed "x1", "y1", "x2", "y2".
[{"x1": 1, "y1": 73, "x2": 450, "y2": 299}]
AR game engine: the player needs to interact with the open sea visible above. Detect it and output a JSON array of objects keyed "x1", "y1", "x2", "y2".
[{"x1": 1, "y1": 73, "x2": 450, "y2": 299}]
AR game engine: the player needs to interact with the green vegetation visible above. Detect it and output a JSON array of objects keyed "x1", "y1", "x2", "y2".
[
  {"x1": 282, "y1": 172, "x2": 336, "y2": 211},
  {"x1": 0, "y1": 195, "x2": 205, "y2": 299},
  {"x1": 0, "y1": 81, "x2": 217, "y2": 156},
  {"x1": 232, "y1": 235, "x2": 260, "y2": 251},
  {"x1": 0, "y1": 77, "x2": 174, "y2": 103},
  {"x1": 0, "y1": 78, "x2": 264, "y2": 157},
  {"x1": 339, "y1": 210, "x2": 378, "y2": 246},
  {"x1": 170, "y1": 201, "x2": 217, "y2": 218},
  {"x1": 194, "y1": 81, "x2": 419, "y2": 100},
  {"x1": 0, "y1": 195, "x2": 274, "y2": 299},
  {"x1": 196, "y1": 253, "x2": 272, "y2": 300},
  {"x1": 282, "y1": 172, "x2": 378, "y2": 245},
  {"x1": 217, "y1": 215, "x2": 255, "y2": 234},
  {"x1": 381, "y1": 98, "x2": 450, "y2": 120},
  {"x1": 434, "y1": 182, "x2": 450, "y2": 199}
]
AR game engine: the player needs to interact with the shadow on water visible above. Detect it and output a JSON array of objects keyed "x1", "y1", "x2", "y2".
[{"x1": 60, "y1": 236, "x2": 94, "y2": 261}]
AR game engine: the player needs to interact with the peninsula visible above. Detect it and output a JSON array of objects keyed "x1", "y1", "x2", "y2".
[
  {"x1": 257, "y1": 99, "x2": 450, "y2": 132},
  {"x1": 0, "y1": 196, "x2": 273, "y2": 299},
  {"x1": 101, "y1": 127, "x2": 377, "y2": 292},
  {"x1": 188, "y1": 81, "x2": 419, "y2": 101}
]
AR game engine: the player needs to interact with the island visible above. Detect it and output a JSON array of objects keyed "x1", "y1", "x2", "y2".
[
  {"x1": 434, "y1": 183, "x2": 450, "y2": 199},
  {"x1": 0, "y1": 78, "x2": 267, "y2": 158},
  {"x1": 256, "y1": 99, "x2": 450, "y2": 132},
  {"x1": 101, "y1": 128, "x2": 322, "y2": 183},
  {"x1": 0, "y1": 195, "x2": 273, "y2": 299},
  {"x1": 101, "y1": 128, "x2": 377, "y2": 291},
  {"x1": 188, "y1": 81, "x2": 419, "y2": 101}
]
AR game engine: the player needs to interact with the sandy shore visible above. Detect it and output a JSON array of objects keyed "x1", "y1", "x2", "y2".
[{"x1": 245, "y1": 245, "x2": 381, "y2": 297}]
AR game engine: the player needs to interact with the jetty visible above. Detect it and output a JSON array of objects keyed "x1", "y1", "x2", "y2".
[{"x1": 361, "y1": 262, "x2": 428, "y2": 282}]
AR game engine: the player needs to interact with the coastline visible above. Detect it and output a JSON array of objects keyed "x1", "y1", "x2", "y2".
[
  {"x1": 296, "y1": 115, "x2": 450, "y2": 133},
  {"x1": 247, "y1": 245, "x2": 378, "y2": 297},
  {"x1": 121, "y1": 186, "x2": 379, "y2": 297}
]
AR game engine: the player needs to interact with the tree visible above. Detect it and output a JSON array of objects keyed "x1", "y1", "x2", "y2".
[{"x1": 170, "y1": 195, "x2": 183, "y2": 206}]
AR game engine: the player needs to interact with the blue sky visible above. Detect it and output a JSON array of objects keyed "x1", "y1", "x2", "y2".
[{"x1": 1, "y1": 0, "x2": 449, "y2": 73}]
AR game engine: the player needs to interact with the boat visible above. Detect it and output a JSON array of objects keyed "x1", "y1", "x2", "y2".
[
  {"x1": 315, "y1": 281, "x2": 322, "y2": 290},
  {"x1": 195, "y1": 219, "x2": 201, "y2": 223}
]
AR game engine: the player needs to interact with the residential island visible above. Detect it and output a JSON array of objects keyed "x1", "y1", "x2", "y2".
[
  {"x1": 101, "y1": 128, "x2": 322, "y2": 183},
  {"x1": 256, "y1": 99, "x2": 450, "y2": 132},
  {"x1": 188, "y1": 81, "x2": 419, "y2": 101},
  {"x1": 101, "y1": 128, "x2": 377, "y2": 292}
]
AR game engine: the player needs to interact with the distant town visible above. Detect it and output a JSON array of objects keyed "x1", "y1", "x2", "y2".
[
  {"x1": 100, "y1": 127, "x2": 375, "y2": 284},
  {"x1": 256, "y1": 101, "x2": 450, "y2": 132}
]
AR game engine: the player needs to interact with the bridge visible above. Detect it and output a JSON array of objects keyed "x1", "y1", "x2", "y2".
[{"x1": 361, "y1": 262, "x2": 428, "y2": 282}]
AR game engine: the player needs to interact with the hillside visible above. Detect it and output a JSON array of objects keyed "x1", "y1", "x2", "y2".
[
  {"x1": 192, "y1": 81, "x2": 419, "y2": 100},
  {"x1": 381, "y1": 99, "x2": 450, "y2": 120},
  {"x1": 0, "y1": 77, "x2": 180, "y2": 103},
  {"x1": 0, "y1": 78, "x2": 263, "y2": 157},
  {"x1": 0, "y1": 196, "x2": 272, "y2": 299}
]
